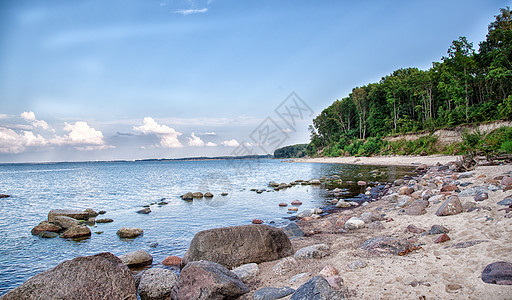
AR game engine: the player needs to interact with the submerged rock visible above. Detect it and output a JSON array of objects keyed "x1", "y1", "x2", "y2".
[
  {"x1": 95, "y1": 218, "x2": 114, "y2": 223},
  {"x1": 60, "y1": 225, "x2": 91, "y2": 239},
  {"x1": 31, "y1": 221, "x2": 62, "y2": 235},
  {"x1": 117, "y1": 227, "x2": 143, "y2": 238},
  {"x1": 137, "y1": 208, "x2": 151, "y2": 214},
  {"x1": 1, "y1": 253, "x2": 136, "y2": 300}
]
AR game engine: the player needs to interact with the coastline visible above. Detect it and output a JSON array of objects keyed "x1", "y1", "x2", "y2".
[{"x1": 292, "y1": 154, "x2": 461, "y2": 167}]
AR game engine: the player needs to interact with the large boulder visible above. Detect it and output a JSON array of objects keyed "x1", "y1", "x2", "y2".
[
  {"x1": 435, "y1": 196, "x2": 463, "y2": 216},
  {"x1": 1, "y1": 252, "x2": 136, "y2": 300},
  {"x1": 182, "y1": 225, "x2": 293, "y2": 269},
  {"x1": 174, "y1": 260, "x2": 249, "y2": 299},
  {"x1": 60, "y1": 225, "x2": 91, "y2": 239},
  {"x1": 53, "y1": 216, "x2": 80, "y2": 229},
  {"x1": 118, "y1": 250, "x2": 153, "y2": 268},
  {"x1": 290, "y1": 276, "x2": 346, "y2": 300},
  {"x1": 48, "y1": 209, "x2": 89, "y2": 222},
  {"x1": 138, "y1": 267, "x2": 179, "y2": 300},
  {"x1": 481, "y1": 261, "x2": 512, "y2": 285},
  {"x1": 31, "y1": 221, "x2": 62, "y2": 235}
]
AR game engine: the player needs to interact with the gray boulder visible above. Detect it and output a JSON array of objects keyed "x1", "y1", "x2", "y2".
[
  {"x1": 281, "y1": 223, "x2": 305, "y2": 239},
  {"x1": 290, "y1": 276, "x2": 346, "y2": 300},
  {"x1": 31, "y1": 221, "x2": 62, "y2": 235},
  {"x1": 138, "y1": 267, "x2": 179, "y2": 300},
  {"x1": 231, "y1": 263, "x2": 259, "y2": 282},
  {"x1": 117, "y1": 227, "x2": 143, "y2": 238},
  {"x1": 182, "y1": 225, "x2": 293, "y2": 269},
  {"x1": 254, "y1": 287, "x2": 295, "y2": 300},
  {"x1": 53, "y1": 216, "x2": 80, "y2": 229},
  {"x1": 60, "y1": 225, "x2": 91, "y2": 239},
  {"x1": 48, "y1": 209, "x2": 89, "y2": 222},
  {"x1": 435, "y1": 196, "x2": 463, "y2": 216},
  {"x1": 1, "y1": 252, "x2": 136, "y2": 300},
  {"x1": 174, "y1": 260, "x2": 249, "y2": 299},
  {"x1": 118, "y1": 250, "x2": 153, "y2": 268},
  {"x1": 361, "y1": 237, "x2": 414, "y2": 255},
  {"x1": 294, "y1": 244, "x2": 329, "y2": 259}
]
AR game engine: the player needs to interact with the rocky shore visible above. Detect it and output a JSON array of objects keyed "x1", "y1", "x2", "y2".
[{"x1": 3, "y1": 157, "x2": 512, "y2": 299}]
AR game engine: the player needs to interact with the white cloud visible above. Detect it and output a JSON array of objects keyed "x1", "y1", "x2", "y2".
[
  {"x1": 282, "y1": 128, "x2": 292, "y2": 133},
  {"x1": 188, "y1": 132, "x2": 205, "y2": 147},
  {"x1": 0, "y1": 114, "x2": 8, "y2": 120},
  {"x1": 21, "y1": 111, "x2": 52, "y2": 131},
  {"x1": 243, "y1": 142, "x2": 258, "y2": 147},
  {"x1": 0, "y1": 127, "x2": 48, "y2": 154},
  {"x1": 51, "y1": 121, "x2": 111, "y2": 150},
  {"x1": 203, "y1": 132, "x2": 216, "y2": 136},
  {"x1": 134, "y1": 117, "x2": 183, "y2": 148},
  {"x1": 174, "y1": 8, "x2": 208, "y2": 15},
  {"x1": 221, "y1": 139, "x2": 240, "y2": 147},
  {"x1": 206, "y1": 142, "x2": 217, "y2": 147}
]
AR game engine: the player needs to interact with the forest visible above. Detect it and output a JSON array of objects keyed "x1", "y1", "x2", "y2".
[{"x1": 275, "y1": 7, "x2": 512, "y2": 159}]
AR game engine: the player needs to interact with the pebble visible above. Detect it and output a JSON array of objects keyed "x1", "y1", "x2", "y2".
[
  {"x1": 428, "y1": 225, "x2": 449, "y2": 235},
  {"x1": 162, "y1": 255, "x2": 182, "y2": 266},
  {"x1": 434, "y1": 233, "x2": 451, "y2": 243},
  {"x1": 347, "y1": 260, "x2": 367, "y2": 270},
  {"x1": 497, "y1": 198, "x2": 512, "y2": 206},
  {"x1": 291, "y1": 200, "x2": 302, "y2": 205},
  {"x1": 252, "y1": 219, "x2": 264, "y2": 224},
  {"x1": 405, "y1": 224, "x2": 425, "y2": 234},
  {"x1": 279, "y1": 203, "x2": 288, "y2": 207},
  {"x1": 294, "y1": 244, "x2": 329, "y2": 259},
  {"x1": 318, "y1": 265, "x2": 338, "y2": 277},
  {"x1": 290, "y1": 273, "x2": 309, "y2": 283},
  {"x1": 344, "y1": 217, "x2": 365, "y2": 230}
]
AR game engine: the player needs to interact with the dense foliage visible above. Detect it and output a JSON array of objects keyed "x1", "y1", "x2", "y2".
[
  {"x1": 306, "y1": 8, "x2": 512, "y2": 157},
  {"x1": 274, "y1": 144, "x2": 309, "y2": 158}
]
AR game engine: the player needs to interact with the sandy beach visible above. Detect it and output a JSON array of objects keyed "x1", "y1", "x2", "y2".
[
  {"x1": 239, "y1": 157, "x2": 512, "y2": 299},
  {"x1": 292, "y1": 155, "x2": 461, "y2": 167}
]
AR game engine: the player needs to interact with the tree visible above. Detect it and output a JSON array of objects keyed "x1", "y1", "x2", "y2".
[{"x1": 352, "y1": 87, "x2": 368, "y2": 139}]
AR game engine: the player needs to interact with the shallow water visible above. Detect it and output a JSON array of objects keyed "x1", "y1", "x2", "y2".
[{"x1": 0, "y1": 159, "x2": 414, "y2": 295}]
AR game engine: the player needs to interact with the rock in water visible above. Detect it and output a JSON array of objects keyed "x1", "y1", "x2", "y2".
[
  {"x1": 138, "y1": 267, "x2": 178, "y2": 300},
  {"x1": 84, "y1": 208, "x2": 99, "y2": 218},
  {"x1": 482, "y1": 261, "x2": 512, "y2": 285},
  {"x1": 95, "y1": 218, "x2": 114, "y2": 223},
  {"x1": 53, "y1": 216, "x2": 80, "y2": 229},
  {"x1": 118, "y1": 250, "x2": 153, "y2": 268},
  {"x1": 254, "y1": 287, "x2": 295, "y2": 300},
  {"x1": 435, "y1": 196, "x2": 463, "y2": 216},
  {"x1": 161, "y1": 255, "x2": 182, "y2": 266},
  {"x1": 60, "y1": 225, "x2": 91, "y2": 239},
  {"x1": 361, "y1": 237, "x2": 414, "y2": 255},
  {"x1": 137, "y1": 208, "x2": 151, "y2": 214},
  {"x1": 117, "y1": 227, "x2": 143, "y2": 238},
  {"x1": 290, "y1": 276, "x2": 346, "y2": 300},
  {"x1": 31, "y1": 221, "x2": 62, "y2": 235},
  {"x1": 174, "y1": 260, "x2": 249, "y2": 299},
  {"x1": 47, "y1": 209, "x2": 89, "y2": 222},
  {"x1": 182, "y1": 225, "x2": 293, "y2": 269},
  {"x1": 1, "y1": 252, "x2": 136, "y2": 300}
]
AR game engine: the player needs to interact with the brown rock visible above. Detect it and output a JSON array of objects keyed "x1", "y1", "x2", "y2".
[
  {"x1": 335, "y1": 215, "x2": 351, "y2": 227},
  {"x1": 60, "y1": 225, "x2": 91, "y2": 239},
  {"x1": 53, "y1": 216, "x2": 80, "y2": 229},
  {"x1": 357, "y1": 181, "x2": 367, "y2": 186},
  {"x1": 288, "y1": 207, "x2": 298, "y2": 212},
  {"x1": 324, "y1": 275, "x2": 344, "y2": 290},
  {"x1": 252, "y1": 219, "x2": 264, "y2": 224},
  {"x1": 31, "y1": 221, "x2": 62, "y2": 235},
  {"x1": 440, "y1": 185, "x2": 458, "y2": 192},
  {"x1": 278, "y1": 203, "x2": 288, "y2": 207},
  {"x1": 162, "y1": 255, "x2": 182, "y2": 266},
  {"x1": 117, "y1": 227, "x2": 143, "y2": 238},
  {"x1": 405, "y1": 205, "x2": 427, "y2": 216},
  {"x1": 174, "y1": 260, "x2": 249, "y2": 299},
  {"x1": 319, "y1": 265, "x2": 339, "y2": 277},
  {"x1": 434, "y1": 233, "x2": 451, "y2": 243},
  {"x1": 301, "y1": 217, "x2": 313, "y2": 222},
  {"x1": 501, "y1": 176, "x2": 512, "y2": 187},
  {"x1": 182, "y1": 225, "x2": 293, "y2": 269},
  {"x1": 405, "y1": 224, "x2": 426, "y2": 234},
  {"x1": 291, "y1": 200, "x2": 302, "y2": 205},
  {"x1": 48, "y1": 209, "x2": 89, "y2": 222},
  {"x1": 1, "y1": 253, "x2": 136, "y2": 300},
  {"x1": 436, "y1": 196, "x2": 463, "y2": 216},
  {"x1": 118, "y1": 250, "x2": 153, "y2": 268},
  {"x1": 482, "y1": 261, "x2": 512, "y2": 285}
]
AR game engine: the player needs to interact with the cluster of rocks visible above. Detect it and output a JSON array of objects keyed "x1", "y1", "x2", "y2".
[
  {"x1": 180, "y1": 191, "x2": 217, "y2": 200},
  {"x1": 137, "y1": 198, "x2": 170, "y2": 214}
]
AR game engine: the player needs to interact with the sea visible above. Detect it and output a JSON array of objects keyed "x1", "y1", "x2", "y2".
[{"x1": 0, "y1": 159, "x2": 414, "y2": 295}]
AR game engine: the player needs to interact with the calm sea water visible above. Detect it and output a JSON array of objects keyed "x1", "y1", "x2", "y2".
[{"x1": 0, "y1": 159, "x2": 413, "y2": 295}]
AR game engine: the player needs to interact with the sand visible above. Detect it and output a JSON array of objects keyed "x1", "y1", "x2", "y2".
[
  {"x1": 239, "y1": 158, "x2": 512, "y2": 299},
  {"x1": 292, "y1": 154, "x2": 461, "y2": 167}
]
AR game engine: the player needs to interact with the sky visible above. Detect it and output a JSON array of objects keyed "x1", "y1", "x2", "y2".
[{"x1": 0, "y1": 0, "x2": 510, "y2": 163}]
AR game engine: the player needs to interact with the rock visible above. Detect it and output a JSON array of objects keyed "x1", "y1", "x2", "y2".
[
  {"x1": 497, "y1": 198, "x2": 512, "y2": 206},
  {"x1": 411, "y1": 199, "x2": 429, "y2": 208},
  {"x1": 119, "y1": 250, "x2": 153, "y2": 268},
  {"x1": 31, "y1": 221, "x2": 62, "y2": 235},
  {"x1": 149, "y1": 242, "x2": 159, "y2": 248},
  {"x1": 204, "y1": 192, "x2": 214, "y2": 198},
  {"x1": 482, "y1": 261, "x2": 512, "y2": 285},
  {"x1": 335, "y1": 216, "x2": 351, "y2": 227},
  {"x1": 357, "y1": 181, "x2": 367, "y2": 186},
  {"x1": 39, "y1": 231, "x2": 59, "y2": 238},
  {"x1": 394, "y1": 179, "x2": 405, "y2": 186},
  {"x1": 434, "y1": 233, "x2": 451, "y2": 243},
  {"x1": 474, "y1": 192, "x2": 489, "y2": 202},
  {"x1": 405, "y1": 224, "x2": 425, "y2": 234},
  {"x1": 183, "y1": 225, "x2": 293, "y2": 269},
  {"x1": 94, "y1": 231, "x2": 104, "y2": 235},
  {"x1": 291, "y1": 200, "x2": 302, "y2": 205},
  {"x1": 0, "y1": 194, "x2": 10, "y2": 198},
  {"x1": 336, "y1": 201, "x2": 351, "y2": 208},
  {"x1": 161, "y1": 256, "x2": 182, "y2": 266},
  {"x1": 405, "y1": 205, "x2": 427, "y2": 216},
  {"x1": 319, "y1": 265, "x2": 338, "y2": 277},
  {"x1": 440, "y1": 185, "x2": 458, "y2": 192},
  {"x1": 96, "y1": 218, "x2": 114, "y2": 223},
  {"x1": 192, "y1": 192, "x2": 204, "y2": 198},
  {"x1": 279, "y1": 202, "x2": 288, "y2": 207},
  {"x1": 53, "y1": 215, "x2": 80, "y2": 229},
  {"x1": 360, "y1": 212, "x2": 372, "y2": 223},
  {"x1": 86, "y1": 217, "x2": 96, "y2": 225},
  {"x1": 368, "y1": 221, "x2": 385, "y2": 230},
  {"x1": 428, "y1": 194, "x2": 445, "y2": 204},
  {"x1": 174, "y1": 260, "x2": 249, "y2": 299},
  {"x1": 1, "y1": 252, "x2": 136, "y2": 300},
  {"x1": 294, "y1": 244, "x2": 329, "y2": 259},
  {"x1": 347, "y1": 260, "x2": 367, "y2": 270},
  {"x1": 288, "y1": 207, "x2": 298, "y2": 212},
  {"x1": 48, "y1": 209, "x2": 89, "y2": 222},
  {"x1": 462, "y1": 201, "x2": 477, "y2": 212},
  {"x1": 324, "y1": 275, "x2": 344, "y2": 290},
  {"x1": 137, "y1": 208, "x2": 151, "y2": 214},
  {"x1": 344, "y1": 217, "x2": 365, "y2": 230},
  {"x1": 231, "y1": 263, "x2": 259, "y2": 281},
  {"x1": 181, "y1": 192, "x2": 193, "y2": 200},
  {"x1": 310, "y1": 179, "x2": 321, "y2": 185},
  {"x1": 290, "y1": 273, "x2": 309, "y2": 283},
  {"x1": 138, "y1": 267, "x2": 178, "y2": 300},
  {"x1": 84, "y1": 208, "x2": 99, "y2": 218},
  {"x1": 451, "y1": 240, "x2": 488, "y2": 248},
  {"x1": 421, "y1": 189, "x2": 434, "y2": 201},
  {"x1": 98, "y1": 210, "x2": 107, "y2": 214},
  {"x1": 273, "y1": 257, "x2": 299, "y2": 275},
  {"x1": 117, "y1": 227, "x2": 143, "y2": 238},
  {"x1": 221, "y1": 192, "x2": 228, "y2": 196},
  {"x1": 281, "y1": 223, "x2": 305, "y2": 239},
  {"x1": 252, "y1": 219, "x2": 264, "y2": 224},
  {"x1": 361, "y1": 237, "x2": 414, "y2": 255},
  {"x1": 445, "y1": 283, "x2": 463, "y2": 293},
  {"x1": 290, "y1": 276, "x2": 346, "y2": 300},
  {"x1": 297, "y1": 209, "x2": 314, "y2": 218},
  {"x1": 399, "y1": 186, "x2": 414, "y2": 195},
  {"x1": 428, "y1": 225, "x2": 449, "y2": 235},
  {"x1": 254, "y1": 287, "x2": 295, "y2": 300},
  {"x1": 501, "y1": 176, "x2": 512, "y2": 187},
  {"x1": 60, "y1": 225, "x2": 91, "y2": 239},
  {"x1": 436, "y1": 196, "x2": 463, "y2": 216},
  {"x1": 458, "y1": 186, "x2": 489, "y2": 197}
]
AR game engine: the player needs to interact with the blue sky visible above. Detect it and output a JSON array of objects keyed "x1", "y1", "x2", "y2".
[{"x1": 0, "y1": 0, "x2": 509, "y2": 163}]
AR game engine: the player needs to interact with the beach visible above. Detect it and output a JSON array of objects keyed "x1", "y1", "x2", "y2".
[{"x1": 292, "y1": 155, "x2": 461, "y2": 167}]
